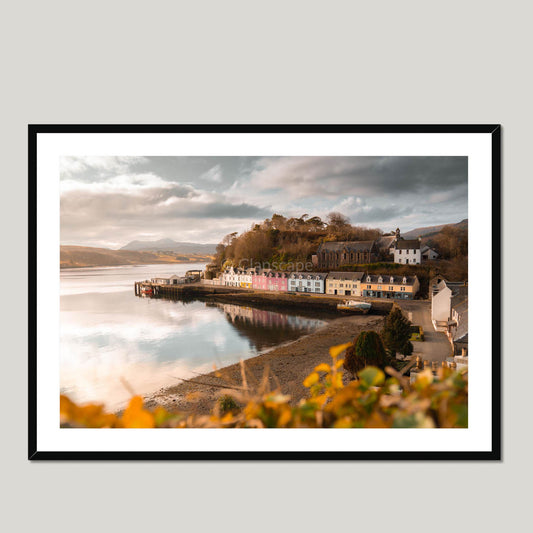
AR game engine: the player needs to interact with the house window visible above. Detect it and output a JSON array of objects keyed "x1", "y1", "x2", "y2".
[
  {"x1": 398, "y1": 250, "x2": 402, "y2": 254},
  {"x1": 389, "y1": 286, "x2": 394, "y2": 291},
  {"x1": 315, "y1": 282, "x2": 320, "y2": 287},
  {"x1": 367, "y1": 285, "x2": 371, "y2": 289},
  {"x1": 401, "y1": 287, "x2": 405, "y2": 291}
]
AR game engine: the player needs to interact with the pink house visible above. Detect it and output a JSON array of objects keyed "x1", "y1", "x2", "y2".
[{"x1": 252, "y1": 270, "x2": 288, "y2": 292}]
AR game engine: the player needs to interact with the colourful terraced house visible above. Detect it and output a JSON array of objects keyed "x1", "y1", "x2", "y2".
[
  {"x1": 325, "y1": 271, "x2": 364, "y2": 296},
  {"x1": 252, "y1": 270, "x2": 289, "y2": 292},
  {"x1": 361, "y1": 274, "x2": 419, "y2": 299},
  {"x1": 287, "y1": 272, "x2": 327, "y2": 293}
]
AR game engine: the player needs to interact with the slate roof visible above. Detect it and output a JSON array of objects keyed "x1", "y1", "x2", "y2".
[
  {"x1": 289, "y1": 272, "x2": 328, "y2": 280},
  {"x1": 258, "y1": 270, "x2": 289, "y2": 278},
  {"x1": 395, "y1": 239, "x2": 421, "y2": 250},
  {"x1": 421, "y1": 245, "x2": 438, "y2": 255},
  {"x1": 451, "y1": 286, "x2": 468, "y2": 308},
  {"x1": 453, "y1": 300, "x2": 468, "y2": 316},
  {"x1": 453, "y1": 309, "x2": 468, "y2": 343},
  {"x1": 317, "y1": 241, "x2": 375, "y2": 253},
  {"x1": 362, "y1": 274, "x2": 419, "y2": 286},
  {"x1": 327, "y1": 271, "x2": 365, "y2": 281},
  {"x1": 375, "y1": 235, "x2": 396, "y2": 250}
]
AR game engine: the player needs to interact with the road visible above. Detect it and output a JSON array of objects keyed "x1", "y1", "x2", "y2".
[{"x1": 396, "y1": 300, "x2": 452, "y2": 362}]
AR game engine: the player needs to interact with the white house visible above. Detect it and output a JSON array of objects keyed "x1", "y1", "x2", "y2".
[
  {"x1": 431, "y1": 279, "x2": 467, "y2": 330},
  {"x1": 421, "y1": 245, "x2": 439, "y2": 261},
  {"x1": 221, "y1": 267, "x2": 239, "y2": 287},
  {"x1": 288, "y1": 272, "x2": 327, "y2": 293},
  {"x1": 221, "y1": 267, "x2": 255, "y2": 288},
  {"x1": 151, "y1": 277, "x2": 170, "y2": 285},
  {"x1": 394, "y1": 239, "x2": 421, "y2": 264}
]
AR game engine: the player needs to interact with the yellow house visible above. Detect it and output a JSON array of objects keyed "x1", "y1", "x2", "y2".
[
  {"x1": 361, "y1": 274, "x2": 420, "y2": 299},
  {"x1": 325, "y1": 271, "x2": 364, "y2": 296}
]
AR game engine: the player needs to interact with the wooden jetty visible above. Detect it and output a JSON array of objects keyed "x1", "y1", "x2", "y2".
[{"x1": 134, "y1": 281, "x2": 235, "y2": 297}]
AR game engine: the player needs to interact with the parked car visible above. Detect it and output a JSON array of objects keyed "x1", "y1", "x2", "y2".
[{"x1": 410, "y1": 325, "x2": 425, "y2": 341}]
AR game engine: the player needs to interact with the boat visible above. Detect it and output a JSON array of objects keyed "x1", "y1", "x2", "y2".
[
  {"x1": 140, "y1": 285, "x2": 153, "y2": 295},
  {"x1": 337, "y1": 300, "x2": 371, "y2": 313}
]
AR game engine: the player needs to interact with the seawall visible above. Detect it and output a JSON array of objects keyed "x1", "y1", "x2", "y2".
[{"x1": 137, "y1": 282, "x2": 395, "y2": 315}]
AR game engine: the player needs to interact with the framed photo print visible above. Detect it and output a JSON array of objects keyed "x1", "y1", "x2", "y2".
[{"x1": 29, "y1": 124, "x2": 501, "y2": 460}]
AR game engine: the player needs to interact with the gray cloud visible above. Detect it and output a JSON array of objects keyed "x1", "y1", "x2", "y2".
[
  {"x1": 249, "y1": 156, "x2": 467, "y2": 198},
  {"x1": 60, "y1": 155, "x2": 467, "y2": 248}
]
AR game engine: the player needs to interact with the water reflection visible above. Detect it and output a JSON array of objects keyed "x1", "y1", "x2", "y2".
[
  {"x1": 60, "y1": 264, "x2": 326, "y2": 410},
  {"x1": 213, "y1": 302, "x2": 324, "y2": 351}
]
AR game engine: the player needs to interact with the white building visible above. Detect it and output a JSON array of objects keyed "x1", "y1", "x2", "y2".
[
  {"x1": 421, "y1": 245, "x2": 439, "y2": 261},
  {"x1": 288, "y1": 272, "x2": 327, "y2": 293},
  {"x1": 394, "y1": 239, "x2": 422, "y2": 264},
  {"x1": 221, "y1": 267, "x2": 238, "y2": 287},
  {"x1": 431, "y1": 279, "x2": 467, "y2": 330},
  {"x1": 221, "y1": 266, "x2": 255, "y2": 288}
]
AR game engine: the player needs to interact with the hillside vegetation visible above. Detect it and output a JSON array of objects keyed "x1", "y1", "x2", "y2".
[
  {"x1": 402, "y1": 219, "x2": 468, "y2": 240},
  {"x1": 60, "y1": 245, "x2": 214, "y2": 269},
  {"x1": 213, "y1": 212, "x2": 468, "y2": 287},
  {"x1": 214, "y1": 212, "x2": 382, "y2": 268}
]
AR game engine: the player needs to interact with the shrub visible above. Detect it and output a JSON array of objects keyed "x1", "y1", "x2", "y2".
[
  {"x1": 218, "y1": 394, "x2": 239, "y2": 414},
  {"x1": 344, "y1": 331, "x2": 387, "y2": 378},
  {"x1": 60, "y1": 343, "x2": 468, "y2": 429},
  {"x1": 382, "y1": 307, "x2": 412, "y2": 357},
  {"x1": 401, "y1": 341, "x2": 414, "y2": 356}
]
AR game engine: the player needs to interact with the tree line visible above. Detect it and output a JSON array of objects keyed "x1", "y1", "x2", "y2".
[{"x1": 213, "y1": 212, "x2": 383, "y2": 269}]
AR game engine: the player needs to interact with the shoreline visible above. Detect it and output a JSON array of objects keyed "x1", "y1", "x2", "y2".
[
  {"x1": 144, "y1": 283, "x2": 398, "y2": 316},
  {"x1": 142, "y1": 313, "x2": 385, "y2": 415},
  {"x1": 60, "y1": 260, "x2": 208, "y2": 270}
]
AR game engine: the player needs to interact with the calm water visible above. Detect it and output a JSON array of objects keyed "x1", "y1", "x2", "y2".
[{"x1": 60, "y1": 263, "x2": 325, "y2": 410}]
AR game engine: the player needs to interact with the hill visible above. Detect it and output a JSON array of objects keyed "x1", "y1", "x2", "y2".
[
  {"x1": 214, "y1": 212, "x2": 382, "y2": 269},
  {"x1": 402, "y1": 219, "x2": 468, "y2": 239},
  {"x1": 60, "y1": 245, "x2": 214, "y2": 269},
  {"x1": 120, "y1": 239, "x2": 217, "y2": 254}
]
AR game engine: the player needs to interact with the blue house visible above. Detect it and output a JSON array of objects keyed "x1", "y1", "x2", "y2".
[{"x1": 287, "y1": 272, "x2": 327, "y2": 293}]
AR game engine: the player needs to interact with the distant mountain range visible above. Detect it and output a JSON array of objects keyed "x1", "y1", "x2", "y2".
[
  {"x1": 402, "y1": 219, "x2": 468, "y2": 239},
  {"x1": 60, "y1": 245, "x2": 214, "y2": 269},
  {"x1": 120, "y1": 239, "x2": 217, "y2": 254}
]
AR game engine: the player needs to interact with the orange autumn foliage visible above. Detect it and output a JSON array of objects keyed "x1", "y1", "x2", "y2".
[{"x1": 60, "y1": 343, "x2": 468, "y2": 429}]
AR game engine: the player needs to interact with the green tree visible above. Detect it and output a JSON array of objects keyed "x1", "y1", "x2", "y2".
[
  {"x1": 344, "y1": 331, "x2": 387, "y2": 378},
  {"x1": 382, "y1": 308, "x2": 412, "y2": 357}
]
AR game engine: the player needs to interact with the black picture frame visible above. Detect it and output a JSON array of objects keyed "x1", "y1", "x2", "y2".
[{"x1": 28, "y1": 124, "x2": 501, "y2": 461}]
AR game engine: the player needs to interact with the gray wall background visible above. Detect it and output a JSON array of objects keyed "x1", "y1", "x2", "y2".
[{"x1": 1, "y1": 1, "x2": 529, "y2": 531}]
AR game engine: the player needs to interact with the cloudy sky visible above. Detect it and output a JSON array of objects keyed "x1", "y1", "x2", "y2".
[{"x1": 60, "y1": 156, "x2": 467, "y2": 249}]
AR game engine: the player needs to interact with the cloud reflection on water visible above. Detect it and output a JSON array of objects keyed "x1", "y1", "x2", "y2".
[{"x1": 60, "y1": 264, "x2": 325, "y2": 410}]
